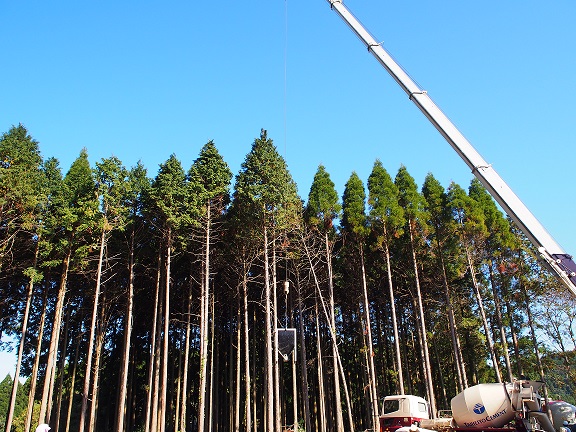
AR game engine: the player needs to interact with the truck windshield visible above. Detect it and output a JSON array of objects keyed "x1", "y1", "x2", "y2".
[{"x1": 384, "y1": 399, "x2": 402, "y2": 414}]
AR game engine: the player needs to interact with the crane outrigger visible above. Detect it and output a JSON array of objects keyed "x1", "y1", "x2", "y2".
[{"x1": 325, "y1": 0, "x2": 576, "y2": 295}]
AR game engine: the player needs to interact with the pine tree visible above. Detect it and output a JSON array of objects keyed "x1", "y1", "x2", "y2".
[
  {"x1": 448, "y1": 181, "x2": 501, "y2": 382},
  {"x1": 342, "y1": 171, "x2": 375, "y2": 431},
  {"x1": 367, "y1": 161, "x2": 405, "y2": 395},
  {"x1": 188, "y1": 140, "x2": 231, "y2": 432},
  {"x1": 395, "y1": 165, "x2": 436, "y2": 415},
  {"x1": 231, "y1": 129, "x2": 300, "y2": 432},
  {"x1": 305, "y1": 164, "x2": 341, "y2": 432},
  {"x1": 422, "y1": 173, "x2": 468, "y2": 392},
  {"x1": 148, "y1": 154, "x2": 192, "y2": 432},
  {"x1": 40, "y1": 148, "x2": 99, "y2": 426}
]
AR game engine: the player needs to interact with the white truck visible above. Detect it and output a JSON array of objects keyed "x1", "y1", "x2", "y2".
[{"x1": 379, "y1": 379, "x2": 575, "y2": 432}]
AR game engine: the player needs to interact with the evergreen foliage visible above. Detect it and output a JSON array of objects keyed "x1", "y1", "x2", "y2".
[{"x1": 0, "y1": 124, "x2": 574, "y2": 432}]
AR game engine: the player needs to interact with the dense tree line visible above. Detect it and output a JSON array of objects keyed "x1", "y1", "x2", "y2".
[{"x1": 1, "y1": 124, "x2": 575, "y2": 432}]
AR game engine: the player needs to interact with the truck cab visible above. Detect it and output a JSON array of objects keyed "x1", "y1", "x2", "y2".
[{"x1": 380, "y1": 395, "x2": 430, "y2": 432}]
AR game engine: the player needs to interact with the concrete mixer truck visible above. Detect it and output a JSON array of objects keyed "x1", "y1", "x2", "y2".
[{"x1": 379, "y1": 379, "x2": 563, "y2": 432}]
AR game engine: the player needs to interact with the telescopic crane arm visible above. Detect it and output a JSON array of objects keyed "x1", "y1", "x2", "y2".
[{"x1": 326, "y1": 0, "x2": 576, "y2": 296}]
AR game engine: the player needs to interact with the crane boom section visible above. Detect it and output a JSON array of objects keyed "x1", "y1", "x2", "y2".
[{"x1": 326, "y1": 0, "x2": 576, "y2": 295}]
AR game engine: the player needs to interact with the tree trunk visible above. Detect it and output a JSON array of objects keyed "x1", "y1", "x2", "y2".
[
  {"x1": 79, "y1": 229, "x2": 107, "y2": 432},
  {"x1": 298, "y1": 283, "x2": 312, "y2": 432},
  {"x1": 5, "y1": 240, "x2": 38, "y2": 432},
  {"x1": 160, "y1": 228, "x2": 172, "y2": 432},
  {"x1": 25, "y1": 284, "x2": 48, "y2": 432},
  {"x1": 325, "y1": 232, "x2": 344, "y2": 432},
  {"x1": 66, "y1": 334, "x2": 81, "y2": 432},
  {"x1": 234, "y1": 294, "x2": 241, "y2": 432},
  {"x1": 39, "y1": 249, "x2": 71, "y2": 425},
  {"x1": 315, "y1": 300, "x2": 327, "y2": 432},
  {"x1": 438, "y1": 249, "x2": 467, "y2": 391},
  {"x1": 54, "y1": 306, "x2": 71, "y2": 432},
  {"x1": 89, "y1": 299, "x2": 106, "y2": 432},
  {"x1": 146, "y1": 254, "x2": 162, "y2": 432},
  {"x1": 242, "y1": 259, "x2": 252, "y2": 432},
  {"x1": 273, "y1": 240, "x2": 282, "y2": 432},
  {"x1": 199, "y1": 205, "x2": 211, "y2": 432},
  {"x1": 116, "y1": 228, "x2": 136, "y2": 432},
  {"x1": 180, "y1": 280, "x2": 193, "y2": 432},
  {"x1": 464, "y1": 247, "x2": 501, "y2": 382},
  {"x1": 408, "y1": 223, "x2": 436, "y2": 417},
  {"x1": 359, "y1": 246, "x2": 379, "y2": 430},
  {"x1": 384, "y1": 236, "x2": 404, "y2": 394},
  {"x1": 264, "y1": 226, "x2": 274, "y2": 432},
  {"x1": 488, "y1": 262, "x2": 514, "y2": 382}
]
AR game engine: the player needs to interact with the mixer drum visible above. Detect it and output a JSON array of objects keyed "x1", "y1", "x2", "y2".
[{"x1": 451, "y1": 383, "x2": 515, "y2": 428}]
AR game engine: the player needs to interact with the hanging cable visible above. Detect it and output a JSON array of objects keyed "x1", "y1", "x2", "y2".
[{"x1": 283, "y1": 0, "x2": 288, "y2": 160}]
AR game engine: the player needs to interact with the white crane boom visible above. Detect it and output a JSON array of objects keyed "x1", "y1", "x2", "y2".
[{"x1": 326, "y1": 0, "x2": 576, "y2": 295}]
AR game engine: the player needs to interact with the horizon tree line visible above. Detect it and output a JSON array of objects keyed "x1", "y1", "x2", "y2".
[{"x1": 1, "y1": 124, "x2": 575, "y2": 432}]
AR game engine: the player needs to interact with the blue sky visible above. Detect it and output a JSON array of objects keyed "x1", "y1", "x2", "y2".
[{"x1": 1, "y1": 1, "x2": 575, "y2": 379}]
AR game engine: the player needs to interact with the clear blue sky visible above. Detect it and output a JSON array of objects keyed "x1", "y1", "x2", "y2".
[{"x1": 1, "y1": 1, "x2": 575, "y2": 379}]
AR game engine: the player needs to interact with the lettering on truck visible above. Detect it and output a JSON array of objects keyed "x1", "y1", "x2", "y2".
[{"x1": 463, "y1": 409, "x2": 508, "y2": 427}]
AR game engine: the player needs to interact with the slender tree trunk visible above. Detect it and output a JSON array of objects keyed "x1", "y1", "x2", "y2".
[
  {"x1": 199, "y1": 206, "x2": 211, "y2": 432},
  {"x1": 79, "y1": 229, "x2": 107, "y2": 432},
  {"x1": 438, "y1": 249, "x2": 467, "y2": 391},
  {"x1": 522, "y1": 282, "x2": 553, "y2": 422},
  {"x1": 384, "y1": 237, "x2": 404, "y2": 394},
  {"x1": 25, "y1": 284, "x2": 48, "y2": 432},
  {"x1": 325, "y1": 233, "x2": 344, "y2": 432},
  {"x1": 234, "y1": 295, "x2": 241, "y2": 432},
  {"x1": 298, "y1": 284, "x2": 312, "y2": 432},
  {"x1": 89, "y1": 303, "x2": 106, "y2": 432},
  {"x1": 5, "y1": 240, "x2": 38, "y2": 432},
  {"x1": 146, "y1": 254, "x2": 162, "y2": 432},
  {"x1": 180, "y1": 281, "x2": 193, "y2": 432},
  {"x1": 359, "y1": 246, "x2": 379, "y2": 430},
  {"x1": 303, "y1": 234, "x2": 355, "y2": 432},
  {"x1": 160, "y1": 228, "x2": 172, "y2": 432},
  {"x1": 273, "y1": 240, "x2": 282, "y2": 432},
  {"x1": 315, "y1": 300, "x2": 327, "y2": 432},
  {"x1": 66, "y1": 334, "x2": 81, "y2": 432},
  {"x1": 464, "y1": 247, "x2": 501, "y2": 382},
  {"x1": 116, "y1": 228, "x2": 136, "y2": 432},
  {"x1": 488, "y1": 262, "x2": 514, "y2": 382},
  {"x1": 292, "y1": 349, "x2": 298, "y2": 432},
  {"x1": 54, "y1": 307, "x2": 71, "y2": 432},
  {"x1": 39, "y1": 249, "x2": 71, "y2": 425},
  {"x1": 408, "y1": 223, "x2": 436, "y2": 417},
  {"x1": 208, "y1": 294, "x2": 215, "y2": 432},
  {"x1": 505, "y1": 296, "x2": 524, "y2": 377},
  {"x1": 264, "y1": 226, "x2": 274, "y2": 432},
  {"x1": 242, "y1": 260, "x2": 252, "y2": 432}
]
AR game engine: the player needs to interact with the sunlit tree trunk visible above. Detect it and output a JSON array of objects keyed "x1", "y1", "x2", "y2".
[
  {"x1": 264, "y1": 226, "x2": 274, "y2": 432},
  {"x1": 408, "y1": 223, "x2": 436, "y2": 417},
  {"x1": 325, "y1": 233, "x2": 344, "y2": 432},
  {"x1": 146, "y1": 255, "x2": 162, "y2": 432},
  {"x1": 488, "y1": 263, "x2": 514, "y2": 382},
  {"x1": 160, "y1": 229, "x2": 172, "y2": 432},
  {"x1": 25, "y1": 286, "x2": 48, "y2": 432},
  {"x1": 116, "y1": 229, "x2": 136, "y2": 432},
  {"x1": 89, "y1": 300, "x2": 107, "y2": 432},
  {"x1": 298, "y1": 282, "x2": 312, "y2": 432},
  {"x1": 464, "y1": 247, "x2": 501, "y2": 382},
  {"x1": 5, "y1": 242, "x2": 38, "y2": 432},
  {"x1": 384, "y1": 237, "x2": 404, "y2": 394},
  {"x1": 39, "y1": 250, "x2": 71, "y2": 425},
  {"x1": 359, "y1": 247, "x2": 379, "y2": 430},
  {"x1": 242, "y1": 259, "x2": 252, "y2": 432},
  {"x1": 79, "y1": 229, "x2": 106, "y2": 432},
  {"x1": 66, "y1": 335, "x2": 81, "y2": 432},
  {"x1": 180, "y1": 281, "x2": 193, "y2": 432}
]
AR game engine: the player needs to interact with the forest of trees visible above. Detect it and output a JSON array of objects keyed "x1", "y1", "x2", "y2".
[{"x1": 1, "y1": 124, "x2": 575, "y2": 432}]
